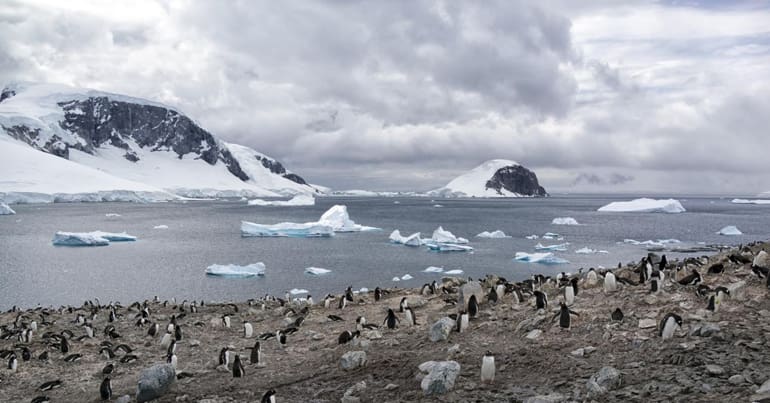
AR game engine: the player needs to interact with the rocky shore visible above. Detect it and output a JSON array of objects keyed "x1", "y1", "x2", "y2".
[{"x1": 2, "y1": 242, "x2": 770, "y2": 402}]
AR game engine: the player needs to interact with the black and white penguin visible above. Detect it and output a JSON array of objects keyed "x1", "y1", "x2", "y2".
[
  {"x1": 167, "y1": 339, "x2": 177, "y2": 355},
  {"x1": 345, "y1": 286, "x2": 354, "y2": 302},
  {"x1": 696, "y1": 284, "x2": 711, "y2": 297},
  {"x1": 84, "y1": 323, "x2": 94, "y2": 339},
  {"x1": 22, "y1": 347, "x2": 31, "y2": 361},
  {"x1": 174, "y1": 324, "x2": 183, "y2": 341},
  {"x1": 39, "y1": 379, "x2": 62, "y2": 391},
  {"x1": 338, "y1": 330, "x2": 360, "y2": 345},
  {"x1": 552, "y1": 302, "x2": 579, "y2": 329},
  {"x1": 383, "y1": 308, "x2": 400, "y2": 329},
  {"x1": 487, "y1": 287, "x2": 498, "y2": 304},
  {"x1": 659, "y1": 313, "x2": 683, "y2": 340},
  {"x1": 60, "y1": 336, "x2": 70, "y2": 354},
  {"x1": 337, "y1": 296, "x2": 347, "y2": 310},
  {"x1": 404, "y1": 307, "x2": 417, "y2": 326},
  {"x1": 639, "y1": 257, "x2": 651, "y2": 284},
  {"x1": 356, "y1": 316, "x2": 366, "y2": 331},
  {"x1": 374, "y1": 287, "x2": 382, "y2": 301},
  {"x1": 603, "y1": 272, "x2": 617, "y2": 292},
  {"x1": 305, "y1": 295, "x2": 314, "y2": 306},
  {"x1": 564, "y1": 281, "x2": 575, "y2": 305},
  {"x1": 678, "y1": 269, "x2": 702, "y2": 286},
  {"x1": 533, "y1": 291, "x2": 548, "y2": 310},
  {"x1": 250, "y1": 341, "x2": 262, "y2": 365},
  {"x1": 219, "y1": 347, "x2": 230, "y2": 367},
  {"x1": 468, "y1": 295, "x2": 479, "y2": 318},
  {"x1": 278, "y1": 330, "x2": 287, "y2": 347},
  {"x1": 222, "y1": 314, "x2": 231, "y2": 328},
  {"x1": 611, "y1": 308, "x2": 624, "y2": 321},
  {"x1": 586, "y1": 268, "x2": 598, "y2": 286},
  {"x1": 102, "y1": 363, "x2": 114, "y2": 375},
  {"x1": 327, "y1": 314, "x2": 344, "y2": 322},
  {"x1": 8, "y1": 354, "x2": 17, "y2": 372},
  {"x1": 232, "y1": 354, "x2": 245, "y2": 378},
  {"x1": 148, "y1": 323, "x2": 159, "y2": 337},
  {"x1": 323, "y1": 294, "x2": 334, "y2": 309},
  {"x1": 30, "y1": 397, "x2": 50, "y2": 403},
  {"x1": 160, "y1": 332, "x2": 172, "y2": 349},
  {"x1": 399, "y1": 297, "x2": 408, "y2": 313},
  {"x1": 650, "y1": 270, "x2": 662, "y2": 293},
  {"x1": 420, "y1": 283, "x2": 433, "y2": 296},
  {"x1": 480, "y1": 351, "x2": 495, "y2": 383},
  {"x1": 261, "y1": 389, "x2": 277, "y2": 403},
  {"x1": 243, "y1": 322, "x2": 253, "y2": 338},
  {"x1": 99, "y1": 377, "x2": 112, "y2": 401},
  {"x1": 456, "y1": 311, "x2": 469, "y2": 333}
]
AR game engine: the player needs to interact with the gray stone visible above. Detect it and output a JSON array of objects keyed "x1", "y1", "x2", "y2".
[
  {"x1": 754, "y1": 251, "x2": 770, "y2": 269},
  {"x1": 700, "y1": 323, "x2": 721, "y2": 337},
  {"x1": 705, "y1": 364, "x2": 724, "y2": 376},
  {"x1": 516, "y1": 313, "x2": 546, "y2": 333},
  {"x1": 758, "y1": 378, "x2": 770, "y2": 394},
  {"x1": 116, "y1": 396, "x2": 131, "y2": 403},
  {"x1": 384, "y1": 383, "x2": 399, "y2": 391},
  {"x1": 458, "y1": 281, "x2": 484, "y2": 308},
  {"x1": 363, "y1": 330, "x2": 382, "y2": 339},
  {"x1": 420, "y1": 361, "x2": 461, "y2": 396},
  {"x1": 727, "y1": 280, "x2": 747, "y2": 300},
  {"x1": 571, "y1": 348, "x2": 584, "y2": 357},
  {"x1": 344, "y1": 380, "x2": 367, "y2": 398},
  {"x1": 586, "y1": 366, "x2": 622, "y2": 397},
  {"x1": 429, "y1": 317, "x2": 455, "y2": 342},
  {"x1": 525, "y1": 329, "x2": 542, "y2": 340},
  {"x1": 340, "y1": 351, "x2": 367, "y2": 370},
  {"x1": 524, "y1": 393, "x2": 567, "y2": 403},
  {"x1": 638, "y1": 319, "x2": 657, "y2": 329},
  {"x1": 700, "y1": 383, "x2": 713, "y2": 393},
  {"x1": 136, "y1": 364, "x2": 176, "y2": 403},
  {"x1": 729, "y1": 375, "x2": 744, "y2": 385},
  {"x1": 447, "y1": 344, "x2": 460, "y2": 354},
  {"x1": 340, "y1": 397, "x2": 360, "y2": 403}
]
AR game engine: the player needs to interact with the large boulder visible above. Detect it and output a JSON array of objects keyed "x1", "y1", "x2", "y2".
[
  {"x1": 586, "y1": 366, "x2": 622, "y2": 397},
  {"x1": 340, "y1": 351, "x2": 367, "y2": 370},
  {"x1": 420, "y1": 361, "x2": 461, "y2": 396},
  {"x1": 457, "y1": 281, "x2": 484, "y2": 309},
  {"x1": 136, "y1": 364, "x2": 176, "y2": 403},
  {"x1": 429, "y1": 317, "x2": 455, "y2": 342},
  {"x1": 754, "y1": 251, "x2": 770, "y2": 269}
]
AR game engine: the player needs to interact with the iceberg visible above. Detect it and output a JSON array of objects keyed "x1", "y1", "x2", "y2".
[
  {"x1": 241, "y1": 221, "x2": 334, "y2": 238},
  {"x1": 444, "y1": 269, "x2": 464, "y2": 275},
  {"x1": 433, "y1": 204, "x2": 444, "y2": 208},
  {"x1": 52, "y1": 230, "x2": 137, "y2": 246},
  {"x1": 423, "y1": 266, "x2": 444, "y2": 273},
  {"x1": 401, "y1": 274, "x2": 413, "y2": 280},
  {"x1": 426, "y1": 242, "x2": 474, "y2": 252},
  {"x1": 552, "y1": 217, "x2": 579, "y2": 225},
  {"x1": 392, "y1": 277, "x2": 400, "y2": 282},
  {"x1": 476, "y1": 230, "x2": 510, "y2": 238},
  {"x1": 90, "y1": 231, "x2": 137, "y2": 242},
  {"x1": 247, "y1": 195, "x2": 315, "y2": 207},
  {"x1": 514, "y1": 252, "x2": 569, "y2": 265},
  {"x1": 575, "y1": 247, "x2": 609, "y2": 254},
  {"x1": 534, "y1": 242, "x2": 569, "y2": 252},
  {"x1": 542, "y1": 232, "x2": 561, "y2": 240},
  {"x1": 205, "y1": 263, "x2": 266, "y2": 277},
  {"x1": 731, "y1": 198, "x2": 770, "y2": 205},
  {"x1": 318, "y1": 205, "x2": 379, "y2": 232},
  {"x1": 153, "y1": 225, "x2": 169, "y2": 229},
  {"x1": 289, "y1": 288, "x2": 309, "y2": 294},
  {"x1": 0, "y1": 202, "x2": 15, "y2": 215},
  {"x1": 305, "y1": 267, "x2": 331, "y2": 275},
  {"x1": 389, "y1": 230, "x2": 423, "y2": 246},
  {"x1": 598, "y1": 198, "x2": 685, "y2": 213},
  {"x1": 525, "y1": 234, "x2": 539, "y2": 240},
  {"x1": 717, "y1": 225, "x2": 742, "y2": 236},
  {"x1": 431, "y1": 226, "x2": 469, "y2": 244},
  {"x1": 105, "y1": 213, "x2": 121, "y2": 217},
  {"x1": 623, "y1": 239, "x2": 681, "y2": 247}
]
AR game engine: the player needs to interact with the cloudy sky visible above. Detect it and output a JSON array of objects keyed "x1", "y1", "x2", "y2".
[{"x1": 1, "y1": 0, "x2": 769, "y2": 194}]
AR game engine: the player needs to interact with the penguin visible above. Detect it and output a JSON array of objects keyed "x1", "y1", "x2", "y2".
[
  {"x1": 374, "y1": 287, "x2": 382, "y2": 301},
  {"x1": 480, "y1": 351, "x2": 495, "y2": 383},
  {"x1": 650, "y1": 271, "x2": 661, "y2": 293},
  {"x1": 570, "y1": 278, "x2": 579, "y2": 296},
  {"x1": 119, "y1": 354, "x2": 137, "y2": 363},
  {"x1": 60, "y1": 336, "x2": 70, "y2": 354},
  {"x1": 563, "y1": 282, "x2": 575, "y2": 305},
  {"x1": 102, "y1": 363, "x2": 114, "y2": 375},
  {"x1": 174, "y1": 324, "x2": 183, "y2": 341},
  {"x1": 38, "y1": 351, "x2": 49, "y2": 361},
  {"x1": 323, "y1": 294, "x2": 334, "y2": 309},
  {"x1": 487, "y1": 287, "x2": 498, "y2": 304},
  {"x1": 611, "y1": 308, "x2": 624, "y2": 321},
  {"x1": 22, "y1": 347, "x2": 31, "y2": 361},
  {"x1": 244, "y1": 322, "x2": 253, "y2": 338},
  {"x1": 696, "y1": 284, "x2": 711, "y2": 297},
  {"x1": 109, "y1": 309, "x2": 117, "y2": 323},
  {"x1": 337, "y1": 296, "x2": 347, "y2": 310},
  {"x1": 232, "y1": 354, "x2": 245, "y2": 378},
  {"x1": 533, "y1": 291, "x2": 548, "y2": 310},
  {"x1": 639, "y1": 257, "x2": 650, "y2": 284},
  {"x1": 511, "y1": 288, "x2": 523, "y2": 304},
  {"x1": 345, "y1": 286, "x2": 354, "y2": 302},
  {"x1": 468, "y1": 295, "x2": 479, "y2": 318},
  {"x1": 420, "y1": 283, "x2": 433, "y2": 295},
  {"x1": 399, "y1": 297, "x2": 408, "y2": 313},
  {"x1": 261, "y1": 389, "x2": 277, "y2": 403},
  {"x1": 31, "y1": 397, "x2": 50, "y2": 403},
  {"x1": 678, "y1": 269, "x2": 702, "y2": 286},
  {"x1": 39, "y1": 379, "x2": 62, "y2": 391},
  {"x1": 338, "y1": 330, "x2": 360, "y2": 345},
  {"x1": 495, "y1": 283, "x2": 506, "y2": 300},
  {"x1": 148, "y1": 323, "x2": 159, "y2": 337},
  {"x1": 552, "y1": 302, "x2": 580, "y2": 329},
  {"x1": 707, "y1": 263, "x2": 724, "y2": 274},
  {"x1": 64, "y1": 353, "x2": 82, "y2": 362},
  {"x1": 603, "y1": 272, "x2": 617, "y2": 292},
  {"x1": 99, "y1": 377, "x2": 112, "y2": 401},
  {"x1": 8, "y1": 354, "x2": 17, "y2": 372},
  {"x1": 222, "y1": 314, "x2": 231, "y2": 328},
  {"x1": 586, "y1": 268, "x2": 598, "y2": 286},
  {"x1": 383, "y1": 308, "x2": 400, "y2": 329},
  {"x1": 250, "y1": 341, "x2": 262, "y2": 365},
  {"x1": 356, "y1": 316, "x2": 366, "y2": 331},
  {"x1": 456, "y1": 311, "x2": 469, "y2": 333},
  {"x1": 305, "y1": 295, "x2": 314, "y2": 306},
  {"x1": 167, "y1": 339, "x2": 177, "y2": 355},
  {"x1": 278, "y1": 330, "x2": 287, "y2": 347},
  {"x1": 160, "y1": 332, "x2": 172, "y2": 349},
  {"x1": 404, "y1": 307, "x2": 417, "y2": 326},
  {"x1": 659, "y1": 254, "x2": 668, "y2": 271},
  {"x1": 706, "y1": 295, "x2": 717, "y2": 312},
  {"x1": 219, "y1": 347, "x2": 230, "y2": 367},
  {"x1": 84, "y1": 324, "x2": 94, "y2": 339},
  {"x1": 659, "y1": 313, "x2": 683, "y2": 340}
]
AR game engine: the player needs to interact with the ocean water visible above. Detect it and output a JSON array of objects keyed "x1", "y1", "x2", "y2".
[{"x1": 1, "y1": 195, "x2": 768, "y2": 309}]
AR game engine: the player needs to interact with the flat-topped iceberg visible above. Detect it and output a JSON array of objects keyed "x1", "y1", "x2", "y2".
[
  {"x1": 289, "y1": 288, "x2": 309, "y2": 294},
  {"x1": 423, "y1": 266, "x2": 445, "y2": 273},
  {"x1": 318, "y1": 205, "x2": 379, "y2": 232},
  {"x1": 534, "y1": 242, "x2": 569, "y2": 252},
  {"x1": 525, "y1": 234, "x2": 539, "y2": 240},
  {"x1": 623, "y1": 239, "x2": 681, "y2": 247},
  {"x1": 52, "y1": 230, "x2": 136, "y2": 246},
  {"x1": 205, "y1": 263, "x2": 266, "y2": 277},
  {"x1": 389, "y1": 230, "x2": 423, "y2": 246},
  {"x1": 552, "y1": 217, "x2": 579, "y2": 225},
  {"x1": 542, "y1": 232, "x2": 562, "y2": 240},
  {"x1": 153, "y1": 225, "x2": 169, "y2": 229},
  {"x1": 731, "y1": 199, "x2": 770, "y2": 205},
  {"x1": 247, "y1": 195, "x2": 315, "y2": 207},
  {"x1": 0, "y1": 202, "x2": 15, "y2": 215},
  {"x1": 575, "y1": 247, "x2": 609, "y2": 254},
  {"x1": 431, "y1": 226, "x2": 469, "y2": 244},
  {"x1": 241, "y1": 221, "x2": 334, "y2": 238},
  {"x1": 598, "y1": 198, "x2": 685, "y2": 213},
  {"x1": 305, "y1": 267, "x2": 331, "y2": 275},
  {"x1": 444, "y1": 269, "x2": 464, "y2": 275},
  {"x1": 476, "y1": 230, "x2": 510, "y2": 238},
  {"x1": 717, "y1": 225, "x2": 742, "y2": 236},
  {"x1": 426, "y1": 243, "x2": 474, "y2": 252},
  {"x1": 514, "y1": 252, "x2": 569, "y2": 265}
]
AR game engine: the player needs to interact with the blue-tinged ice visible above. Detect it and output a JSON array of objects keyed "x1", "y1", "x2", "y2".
[
  {"x1": 0, "y1": 203, "x2": 15, "y2": 215},
  {"x1": 425, "y1": 242, "x2": 474, "y2": 252},
  {"x1": 534, "y1": 242, "x2": 569, "y2": 252},
  {"x1": 423, "y1": 266, "x2": 445, "y2": 273},
  {"x1": 476, "y1": 230, "x2": 510, "y2": 238},
  {"x1": 318, "y1": 205, "x2": 380, "y2": 232},
  {"x1": 717, "y1": 225, "x2": 742, "y2": 236},
  {"x1": 91, "y1": 231, "x2": 137, "y2": 242},
  {"x1": 52, "y1": 230, "x2": 136, "y2": 246},
  {"x1": 305, "y1": 267, "x2": 331, "y2": 275},
  {"x1": 290, "y1": 288, "x2": 309, "y2": 294},
  {"x1": 575, "y1": 247, "x2": 609, "y2": 254},
  {"x1": 205, "y1": 263, "x2": 266, "y2": 277},
  {"x1": 514, "y1": 252, "x2": 570, "y2": 265},
  {"x1": 241, "y1": 221, "x2": 334, "y2": 238},
  {"x1": 389, "y1": 230, "x2": 422, "y2": 246},
  {"x1": 431, "y1": 226, "x2": 468, "y2": 244}
]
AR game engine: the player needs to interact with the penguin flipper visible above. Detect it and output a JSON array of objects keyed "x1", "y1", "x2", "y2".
[{"x1": 569, "y1": 309, "x2": 580, "y2": 316}]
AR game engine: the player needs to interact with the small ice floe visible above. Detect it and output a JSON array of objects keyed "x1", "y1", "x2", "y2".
[
  {"x1": 289, "y1": 288, "x2": 309, "y2": 295},
  {"x1": 717, "y1": 225, "x2": 742, "y2": 236},
  {"x1": 426, "y1": 243, "x2": 474, "y2": 252},
  {"x1": 393, "y1": 201, "x2": 401, "y2": 204},
  {"x1": 205, "y1": 263, "x2": 266, "y2": 277},
  {"x1": 598, "y1": 198, "x2": 686, "y2": 213},
  {"x1": 392, "y1": 277, "x2": 400, "y2": 282},
  {"x1": 241, "y1": 205, "x2": 378, "y2": 237},
  {"x1": 431, "y1": 227, "x2": 469, "y2": 244},
  {"x1": 551, "y1": 217, "x2": 579, "y2": 225},
  {"x1": 153, "y1": 225, "x2": 169, "y2": 229},
  {"x1": 358, "y1": 287, "x2": 369, "y2": 293},
  {"x1": 305, "y1": 267, "x2": 331, "y2": 275},
  {"x1": 52, "y1": 231, "x2": 137, "y2": 246},
  {"x1": 423, "y1": 266, "x2": 445, "y2": 273},
  {"x1": 525, "y1": 234, "x2": 539, "y2": 240},
  {"x1": 401, "y1": 274, "x2": 413, "y2": 280},
  {"x1": 476, "y1": 230, "x2": 510, "y2": 238},
  {"x1": 731, "y1": 199, "x2": 770, "y2": 205},
  {"x1": 444, "y1": 269, "x2": 464, "y2": 275},
  {"x1": 105, "y1": 213, "x2": 121, "y2": 217},
  {"x1": 389, "y1": 230, "x2": 422, "y2": 246},
  {"x1": 575, "y1": 247, "x2": 609, "y2": 254},
  {"x1": 433, "y1": 204, "x2": 444, "y2": 208},
  {"x1": 534, "y1": 242, "x2": 569, "y2": 252},
  {"x1": 542, "y1": 232, "x2": 562, "y2": 240},
  {"x1": 514, "y1": 252, "x2": 569, "y2": 265},
  {"x1": 0, "y1": 203, "x2": 16, "y2": 215},
  {"x1": 623, "y1": 239, "x2": 681, "y2": 247}
]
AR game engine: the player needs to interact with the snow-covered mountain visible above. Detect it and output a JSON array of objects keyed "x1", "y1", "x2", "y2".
[
  {"x1": 429, "y1": 159, "x2": 548, "y2": 198},
  {"x1": 0, "y1": 82, "x2": 321, "y2": 200}
]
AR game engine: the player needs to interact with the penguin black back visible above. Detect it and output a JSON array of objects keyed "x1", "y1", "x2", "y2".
[
  {"x1": 468, "y1": 295, "x2": 479, "y2": 318},
  {"x1": 99, "y1": 377, "x2": 112, "y2": 400},
  {"x1": 383, "y1": 308, "x2": 399, "y2": 329},
  {"x1": 611, "y1": 308, "x2": 623, "y2": 321}
]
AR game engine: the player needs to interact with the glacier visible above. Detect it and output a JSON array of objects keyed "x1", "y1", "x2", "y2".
[
  {"x1": 514, "y1": 252, "x2": 569, "y2": 265},
  {"x1": 598, "y1": 198, "x2": 686, "y2": 213},
  {"x1": 0, "y1": 202, "x2": 15, "y2": 215},
  {"x1": 717, "y1": 225, "x2": 742, "y2": 236},
  {"x1": 305, "y1": 267, "x2": 331, "y2": 275},
  {"x1": 552, "y1": 217, "x2": 580, "y2": 225},
  {"x1": 389, "y1": 230, "x2": 423, "y2": 246},
  {"x1": 241, "y1": 222, "x2": 334, "y2": 238},
  {"x1": 534, "y1": 242, "x2": 569, "y2": 252},
  {"x1": 205, "y1": 263, "x2": 266, "y2": 277},
  {"x1": 476, "y1": 230, "x2": 510, "y2": 238},
  {"x1": 247, "y1": 194, "x2": 315, "y2": 207},
  {"x1": 51, "y1": 230, "x2": 135, "y2": 246}
]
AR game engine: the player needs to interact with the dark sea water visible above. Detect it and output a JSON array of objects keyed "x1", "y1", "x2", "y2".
[{"x1": 1, "y1": 195, "x2": 768, "y2": 309}]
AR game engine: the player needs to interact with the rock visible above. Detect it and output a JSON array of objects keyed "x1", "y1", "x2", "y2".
[
  {"x1": 524, "y1": 393, "x2": 567, "y2": 403},
  {"x1": 754, "y1": 251, "x2": 770, "y2": 269},
  {"x1": 586, "y1": 366, "x2": 622, "y2": 397},
  {"x1": 116, "y1": 396, "x2": 131, "y2": 403},
  {"x1": 699, "y1": 323, "x2": 720, "y2": 337},
  {"x1": 689, "y1": 325, "x2": 702, "y2": 337},
  {"x1": 457, "y1": 281, "x2": 484, "y2": 308},
  {"x1": 727, "y1": 280, "x2": 746, "y2": 300},
  {"x1": 352, "y1": 338, "x2": 371, "y2": 349},
  {"x1": 340, "y1": 397, "x2": 360, "y2": 403},
  {"x1": 571, "y1": 348, "x2": 584, "y2": 357},
  {"x1": 384, "y1": 383, "x2": 399, "y2": 391},
  {"x1": 189, "y1": 339, "x2": 201, "y2": 347},
  {"x1": 525, "y1": 329, "x2": 542, "y2": 340},
  {"x1": 516, "y1": 314, "x2": 546, "y2": 333},
  {"x1": 340, "y1": 351, "x2": 367, "y2": 370},
  {"x1": 363, "y1": 330, "x2": 382, "y2": 340},
  {"x1": 638, "y1": 319, "x2": 657, "y2": 329},
  {"x1": 729, "y1": 375, "x2": 744, "y2": 385},
  {"x1": 705, "y1": 364, "x2": 724, "y2": 376},
  {"x1": 757, "y1": 378, "x2": 770, "y2": 394},
  {"x1": 420, "y1": 361, "x2": 461, "y2": 396},
  {"x1": 136, "y1": 364, "x2": 176, "y2": 403},
  {"x1": 344, "y1": 380, "x2": 366, "y2": 398},
  {"x1": 484, "y1": 164, "x2": 548, "y2": 197},
  {"x1": 447, "y1": 344, "x2": 460, "y2": 355},
  {"x1": 418, "y1": 361, "x2": 437, "y2": 373},
  {"x1": 583, "y1": 346, "x2": 597, "y2": 355},
  {"x1": 700, "y1": 383, "x2": 712, "y2": 393},
  {"x1": 429, "y1": 317, "x2": 455, "y2": 342}
]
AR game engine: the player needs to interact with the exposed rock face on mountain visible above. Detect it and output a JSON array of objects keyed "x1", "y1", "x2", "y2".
[
  {"x1": 0, "y1": 82, "x2": 318, "y2": 197},
  {"x1": 430, "y1": 159, "x2": 547, "y2": 198}
]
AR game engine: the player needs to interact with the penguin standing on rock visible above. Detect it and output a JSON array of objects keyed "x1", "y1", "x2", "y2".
[
  {"x1": 552, "y1": 302, "x2": 579, "y2": 329},
  {"x1": 399, "y1": 297, "x2": 408, "y2": 313},
  {"x1": 384, "y1": 309, "x2": 400, "y2": 329},
  {"x1": 374, "y1": 287, "x2": 382, "y2": 301},
  {"x1": 232, "y1": 354, "x2": 245, "y2": 378},
  {"x1": 219, "y1": 347, "x2": 230, "y2": 367},
  {"x1": 533, "y1": 291, "x2": 548, "y2": 310},
  {"x1": 678, "y1": 269, "x2": 702, "y2": 286},
  {"x1": 243, "y1": 322, "x2": 253, "y2": 338},
  {"x1": 99, "y1": 377, "x2": 112, "y2": 401},
  {"x1": 249, "y1": 341, "x2": 262, "y2": 365},
  {"x1": 480, "y1": 351, "x2": 495, "y2": 383},
  {"x1": 468, "y1": 295, "x2": 479, "y2": 318},
  {"x1": 659, "y1": 313, "x2": 683, "y2": 340}
]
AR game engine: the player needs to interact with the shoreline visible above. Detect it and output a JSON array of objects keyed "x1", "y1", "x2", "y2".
[{"x1": 2, "y1": 242, "x2": 770, "y2": 401}]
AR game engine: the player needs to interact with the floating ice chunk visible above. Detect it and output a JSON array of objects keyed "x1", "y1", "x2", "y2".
[
  {"x1": 444, "y1": 269, "x2": 464, "y2": 275},
  {"x1": 542, "y1": 232, "x2": 561, "y2": 240},
  {"x1": 575, "y1": 247, "x2": 609, "y2": 254},
  {"x1": 426, "y1": 242, "x2": 474, "y2": 252},
  {"x1": 392, "y1": 277, "x2": 400, "y2": 282},
  {"x1": 91, "y1": 231, "x2": 137, "y2": 242},
  {"x1": 247, "y1": 195, "x2": 315, "y2": 207},
  {"x1": 534, "y1": 242, "x2": 569, "y2": 252},
  {"x1": 0, "y1": 203, "x2": 16, "y2": 215},
  {"x1": 358, "y1": 287, "x2": 369, "y2": 293},
  {"x1": 241, "y1": 221, "x2": 334, "y2": 238},
  {"x1": 105, "y1": 213, "x2": 121, "y2": 217},
  {"x1": 305, "y1": 267, "x2": 331, "y2": 275},
  {"x1": 423, "y1": 266, "x2": 444, "y2": 273},
  {"x1": 731, "y1": 198, "x2": 770, "y2": 205},
  {"x1": 514, "y1": 252, "x2": 570, "y2": 265},
  {"x1": 623, "y1": 239, "x2": 680, "y2": 246},
  {"x1": 598, "y1": 198, "x2": 686, "y2": 213},
  {"x1": 389, "y1": 230, "x2": 423, "y2": 246},
  {"x1": 433, "y1": 204, "x2": 444, "y2": 208},
  {"x1": 318, "y1": 205, "x2": 379, "y2": 232},
  {"x1": 153, "y1": 225, "x2": 169, "y2": 229},
  {"x1": 289, "y1": 288, "x2": 309, "y2": 294},
  {"x1": 431, "y1": 226, "x2": 468, "y2": 244},
  {"x1": 525, "y1": 234, "x2": 539, "y2": 240},
  {"x1": 53, "y1": 232, "x2": 110, "y2": 246},
  {"x1": 393, "y1": 201, "x2": 401, "y2": 204},
  {"x1": 717, "y1": 225, "x2": 742, "y2": 236},
  {"x1": 476, "y1": 230, "x2": 510, "y2": 238},
  {"x1": 552, "y1": 217, "x2": 579, "y2": 225},
  {"x1": 401, "y1": 274, "x2": 413, "y2": 280},
  {"x1": 205, "y1": 263, "x2": 266, "y2": 277}
]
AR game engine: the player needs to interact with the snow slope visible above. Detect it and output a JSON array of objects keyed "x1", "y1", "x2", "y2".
[{"x1": 431, "y1": 160, "x2": 520, "y2": 197}]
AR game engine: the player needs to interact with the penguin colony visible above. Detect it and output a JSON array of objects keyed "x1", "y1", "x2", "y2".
[{"x1": 1, "y1": 242, "x2": 769, "y2": 401}]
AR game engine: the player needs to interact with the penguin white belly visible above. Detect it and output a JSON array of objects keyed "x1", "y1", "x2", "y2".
[
  {"x1": 480, "y1": 356, "x2": 495, "y2": 383},
  {"x1": 244, "y1": 323, "x2": 253, "y2": 338},
  {"x1": 459, "y1": 315, "x2": 469, "y2": 333},
  {"x1": 586, "y1": 271, "x2": 598, "y2": 286},
  {"x1": 564, "y1": 287, "x2": 575, "y2": 305},
  {"x1": 661, "y1": 318, "x2": 678, "y2": 339},
  {"x1": 604, "y1": 273, "x2": 617, "y2": 292}
]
